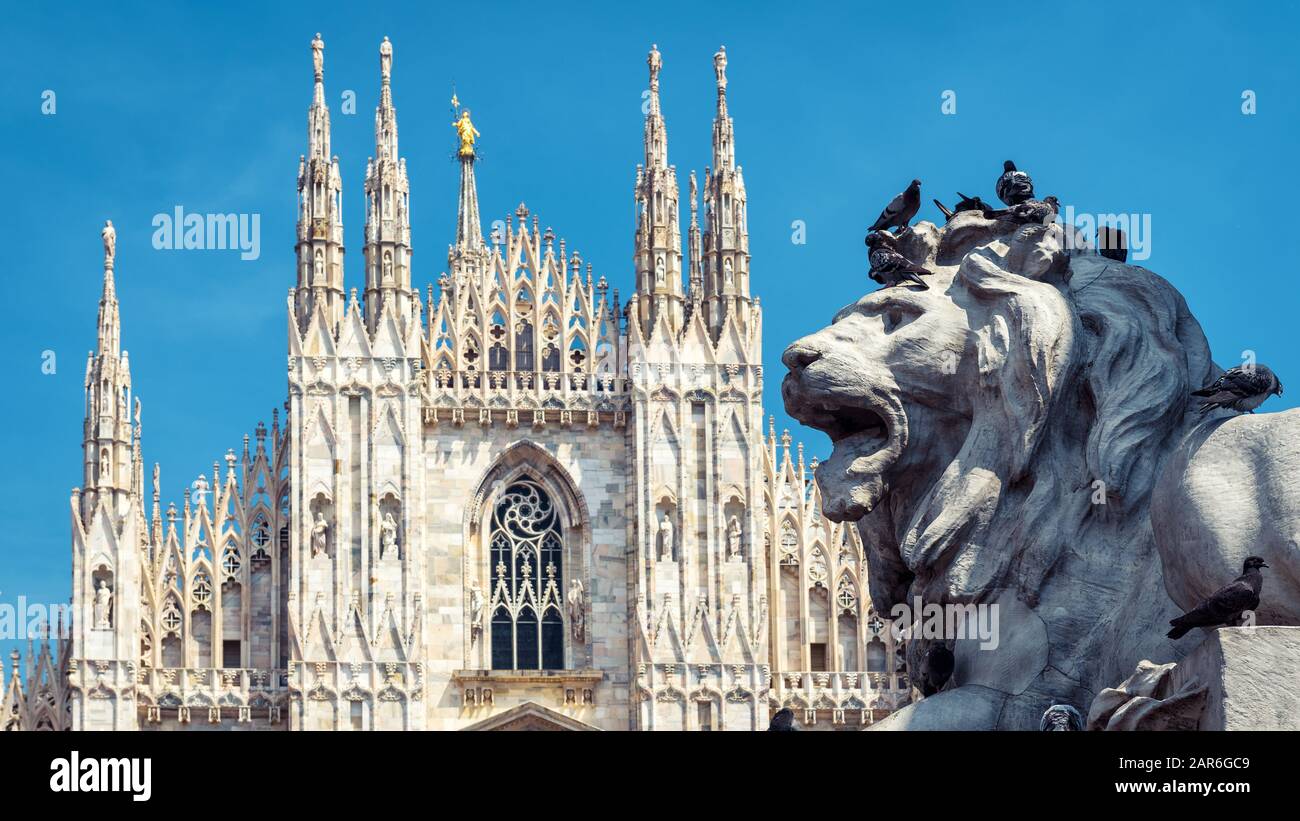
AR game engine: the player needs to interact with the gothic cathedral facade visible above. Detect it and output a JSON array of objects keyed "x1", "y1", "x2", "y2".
[{"x1": 5, "y1": 37, "x2": 909, "y2": 732}]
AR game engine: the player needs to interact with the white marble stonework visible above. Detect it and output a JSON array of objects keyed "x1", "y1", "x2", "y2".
[{"x1": 7, "y1": 39, "x2": 910, "y2": 732}]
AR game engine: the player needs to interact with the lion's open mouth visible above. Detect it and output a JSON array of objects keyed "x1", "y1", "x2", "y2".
[
  {"x1": 800, "y1": 399, "x2": 899, "y2": 521},
  {"x1": 782, "y1": 369, "x2": 906, "y2": 522},
  {"x1": 798, "y1": 400, "x2": 891, "y2": 455},
  {"x1": 822, "y1": 404, "x2": 889, "y2": 446}
]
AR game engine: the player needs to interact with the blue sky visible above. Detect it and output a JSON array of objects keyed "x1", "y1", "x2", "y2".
[{"x1": 1, "y1": 1, "x2": 1297, "y2": 660}]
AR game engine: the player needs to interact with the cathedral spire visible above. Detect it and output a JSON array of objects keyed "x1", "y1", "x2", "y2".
[
  {"x1": 294, "y1": 32, "x2": 346, "y2": 337},
  {"x1": 702, "y1": 45, "x2": 750, "y2": 339},
  {"x1": 97, "y1": 220, "x2": 120, "y2": 358},
  {"x1": 632, "y1": 44, "x2": 684, "y2": 337},
  {"x1": 309, "y1": 32, "x2": 328, "y2": 159},
  {"x1": 450, "y1": 101, "x2": 486, "y2": 278},
  {"x1": 686, "y1": 171, "x2": 703, "y2": 320},
  {"x1": 83, "y1": 220, "x2": 134, "y2": 524},
  {"x1": 454, "y1": 139, "x2": 483, "y2": 251},
  {"x1": 644, "y1": 43, "x2": 667, "y2": 169},
  {"x1": 711, "y1": 45, "x2": 735, "y2": 172},
  {"x1": 363, "y1": 36, "x2": 414, "y2": 334}
]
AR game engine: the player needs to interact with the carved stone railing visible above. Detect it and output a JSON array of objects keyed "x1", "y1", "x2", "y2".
[
  {"x1": 452, "y1": 668, "x2": 606, "y2": 708},
  {"x1": 769, "y1": 670, "x2": 910, "y2": 726},
  {"x1": 136, "y1": 666, "x2": 290, "y2": 726},
  {"x1": 422, "y1": 368, "x2": 632, "y2": 425}
]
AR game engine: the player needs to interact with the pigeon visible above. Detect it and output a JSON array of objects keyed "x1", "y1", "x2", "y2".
[
  {"x1": 935, "y1": 195, "x2": 998, "y2": 222},
  {"x1": 1167, "y1": 556, "x2": 1268, "y2": 639},
  {"x1": 921, "y1": 643, "x2": 955, "y2": 696},
  {"x1": 954, "y1": 192, "x2": 998, "y2": 218},
  {"x1": 995, "y1": 160, "x2": 1035, "y2": 206},
  {"x1": 767, "y1": 707, "x2": 798, "y2": 731},
  {"x1": 867, "y1": 231, "x2": 932, "y2": 289},
  {"x1": 869, "y1": 179, "x2": 922, "y2": 234},
  {"x1": 1192, "y1": 365, "x2": 1284, "y2": 414},
  {"x1": 1097, "y1": 226, "x2": 1127, "y2": 262},
  {"x1": 1003, "y1": 196, "x2": 1059, "y2": 225},
  {"x1": 1039, "y1": 704, "x2": 1084, "y2": 731}
]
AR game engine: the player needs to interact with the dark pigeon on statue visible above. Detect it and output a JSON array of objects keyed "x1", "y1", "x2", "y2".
[
  {"x1": 1192, "y1": 365, "x2": 1283, "y2": 414},
  {"x1": 1002, "y1": 197, "x2": 1059, "y2": 225},
  {"x1": 954, "y1": 191, "x2": 998, "y2": 218},
  {"x1": 1096, "y1": 226, "x2": 1127, "y2": 262},
  {"x1": 995, "y1": 160, "x2": 1034, "y2": 206},
  {"x1": 1167, "y1": 557, "x2": 1268, "y2": 639},
  {"x1": 767, "y1": 707, "x2": 799, "y2": 731},
  {"x1": 1039, "y1": 704, "x2": 1084, "y2": 731},
  {"x1": 921, "y1": 643, "x2": 955, "y2": 696},
  {"x1": 869, "y1": 179, "x2": 922, "y2": 234},
  {"x1": 866, "y1": 231, "x2": 932, "y2": 290}
]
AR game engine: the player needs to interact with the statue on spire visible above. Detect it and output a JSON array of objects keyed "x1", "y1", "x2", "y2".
[
  {"x1": 101, "y1": 219, "x2": 116, "y2": 266},
  {"x1": 714, "y1": 45, "x2": 727, "y2": 91},
  {"x1": 311, "y1": 32, "x2": 324, "y2": 81},
  {"x1": 380, "y1": 36, "x2": 392, "y2": 81},
  {"x1": 648, "y1": 44, "x2": 661, "y2": 90},
  {"x1": 453, "y1": 109, "x2": 480, "y2": 158}
]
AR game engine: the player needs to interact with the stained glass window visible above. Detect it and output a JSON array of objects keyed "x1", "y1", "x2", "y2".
[{"x1": 489, "y1": 479, "x2": 565, "y2": 670}]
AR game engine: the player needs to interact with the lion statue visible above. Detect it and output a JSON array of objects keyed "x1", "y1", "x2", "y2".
[{"x1": 782, "y1": 212, "x2": 1300, "y2": 730}]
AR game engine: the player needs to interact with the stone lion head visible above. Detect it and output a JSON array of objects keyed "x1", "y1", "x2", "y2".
[{"x1": 782, "y1": 216, "x2": 1218, "y2": 724}]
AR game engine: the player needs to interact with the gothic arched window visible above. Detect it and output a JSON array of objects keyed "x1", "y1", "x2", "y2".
[
  {"x1": 515, "y1": 321, "x2": 535, "y2": 371},
  {"x1": 489, "y1": 479, "x2": 565, "y2": 670}
]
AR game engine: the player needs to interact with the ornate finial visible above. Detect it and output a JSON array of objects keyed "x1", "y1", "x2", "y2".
[
  {"x1": 311, "y1": 33, "x2": 324, "y2": 82},
  {"x1": 648, "y1": 44, "x2": 662, "y2": 91},
  {"x1": 379, "y1": 36, "x2": 392, "y2": 83},
  {"x1": 453, "y1": 107, "x2": 480, "y2": 159},
  {"x1": 101, "y1": 219, "x2": 116, "y2": 267},
  {"x1": 714, "y1": 45, "x2": 728, "y2": 92}
]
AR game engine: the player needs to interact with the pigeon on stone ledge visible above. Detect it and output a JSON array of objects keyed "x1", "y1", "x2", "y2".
[
  {"x1": 995, "y1": 160, "x2": 1034, "y2": 206},
  {"x1": 921, "y1": 643, "x2": 955, "y2": 696},
  {"x1": 867, "y1": 231, "x2": 932, "y2": 289},
  {"x1": 1192, "y1": 365, "x2": 1284, "y2": 414},
  {"x1": 869, "y1": 179, "x2": 922, "y2": 234},
  {"x1": 1167, "y1": 556, "x2": 1267, "y2": 639}
]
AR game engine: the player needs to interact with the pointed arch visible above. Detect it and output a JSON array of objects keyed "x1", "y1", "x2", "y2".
[
  {"x1": 466, "y1": 441, "x2": 590, "y2": 535},
  {"x1": 465, "y1": 441, "x2": 591, "y2": 672}
]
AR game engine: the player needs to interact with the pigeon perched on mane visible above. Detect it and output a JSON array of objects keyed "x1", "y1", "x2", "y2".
[
  {"x1": 1167, "y1": 557, "x2": 1268, "y2": 639},
  {"x1": 869, "y1": 179, "x2": 922, "y2": 234},
  {"x1": 866, "y1": 231, "x2": 933, "y2": 290},
  {"x1": 995, "y1": 160, "x2": 1034, "y2": 206},
  {"x1": 1192, "y1": 365, "x2": 1283, "y2": 414}
]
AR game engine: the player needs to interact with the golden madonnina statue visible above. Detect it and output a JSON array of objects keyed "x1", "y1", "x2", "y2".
[{"x1": 453, "y1": 109, "x2": 480, "y2": 158}]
